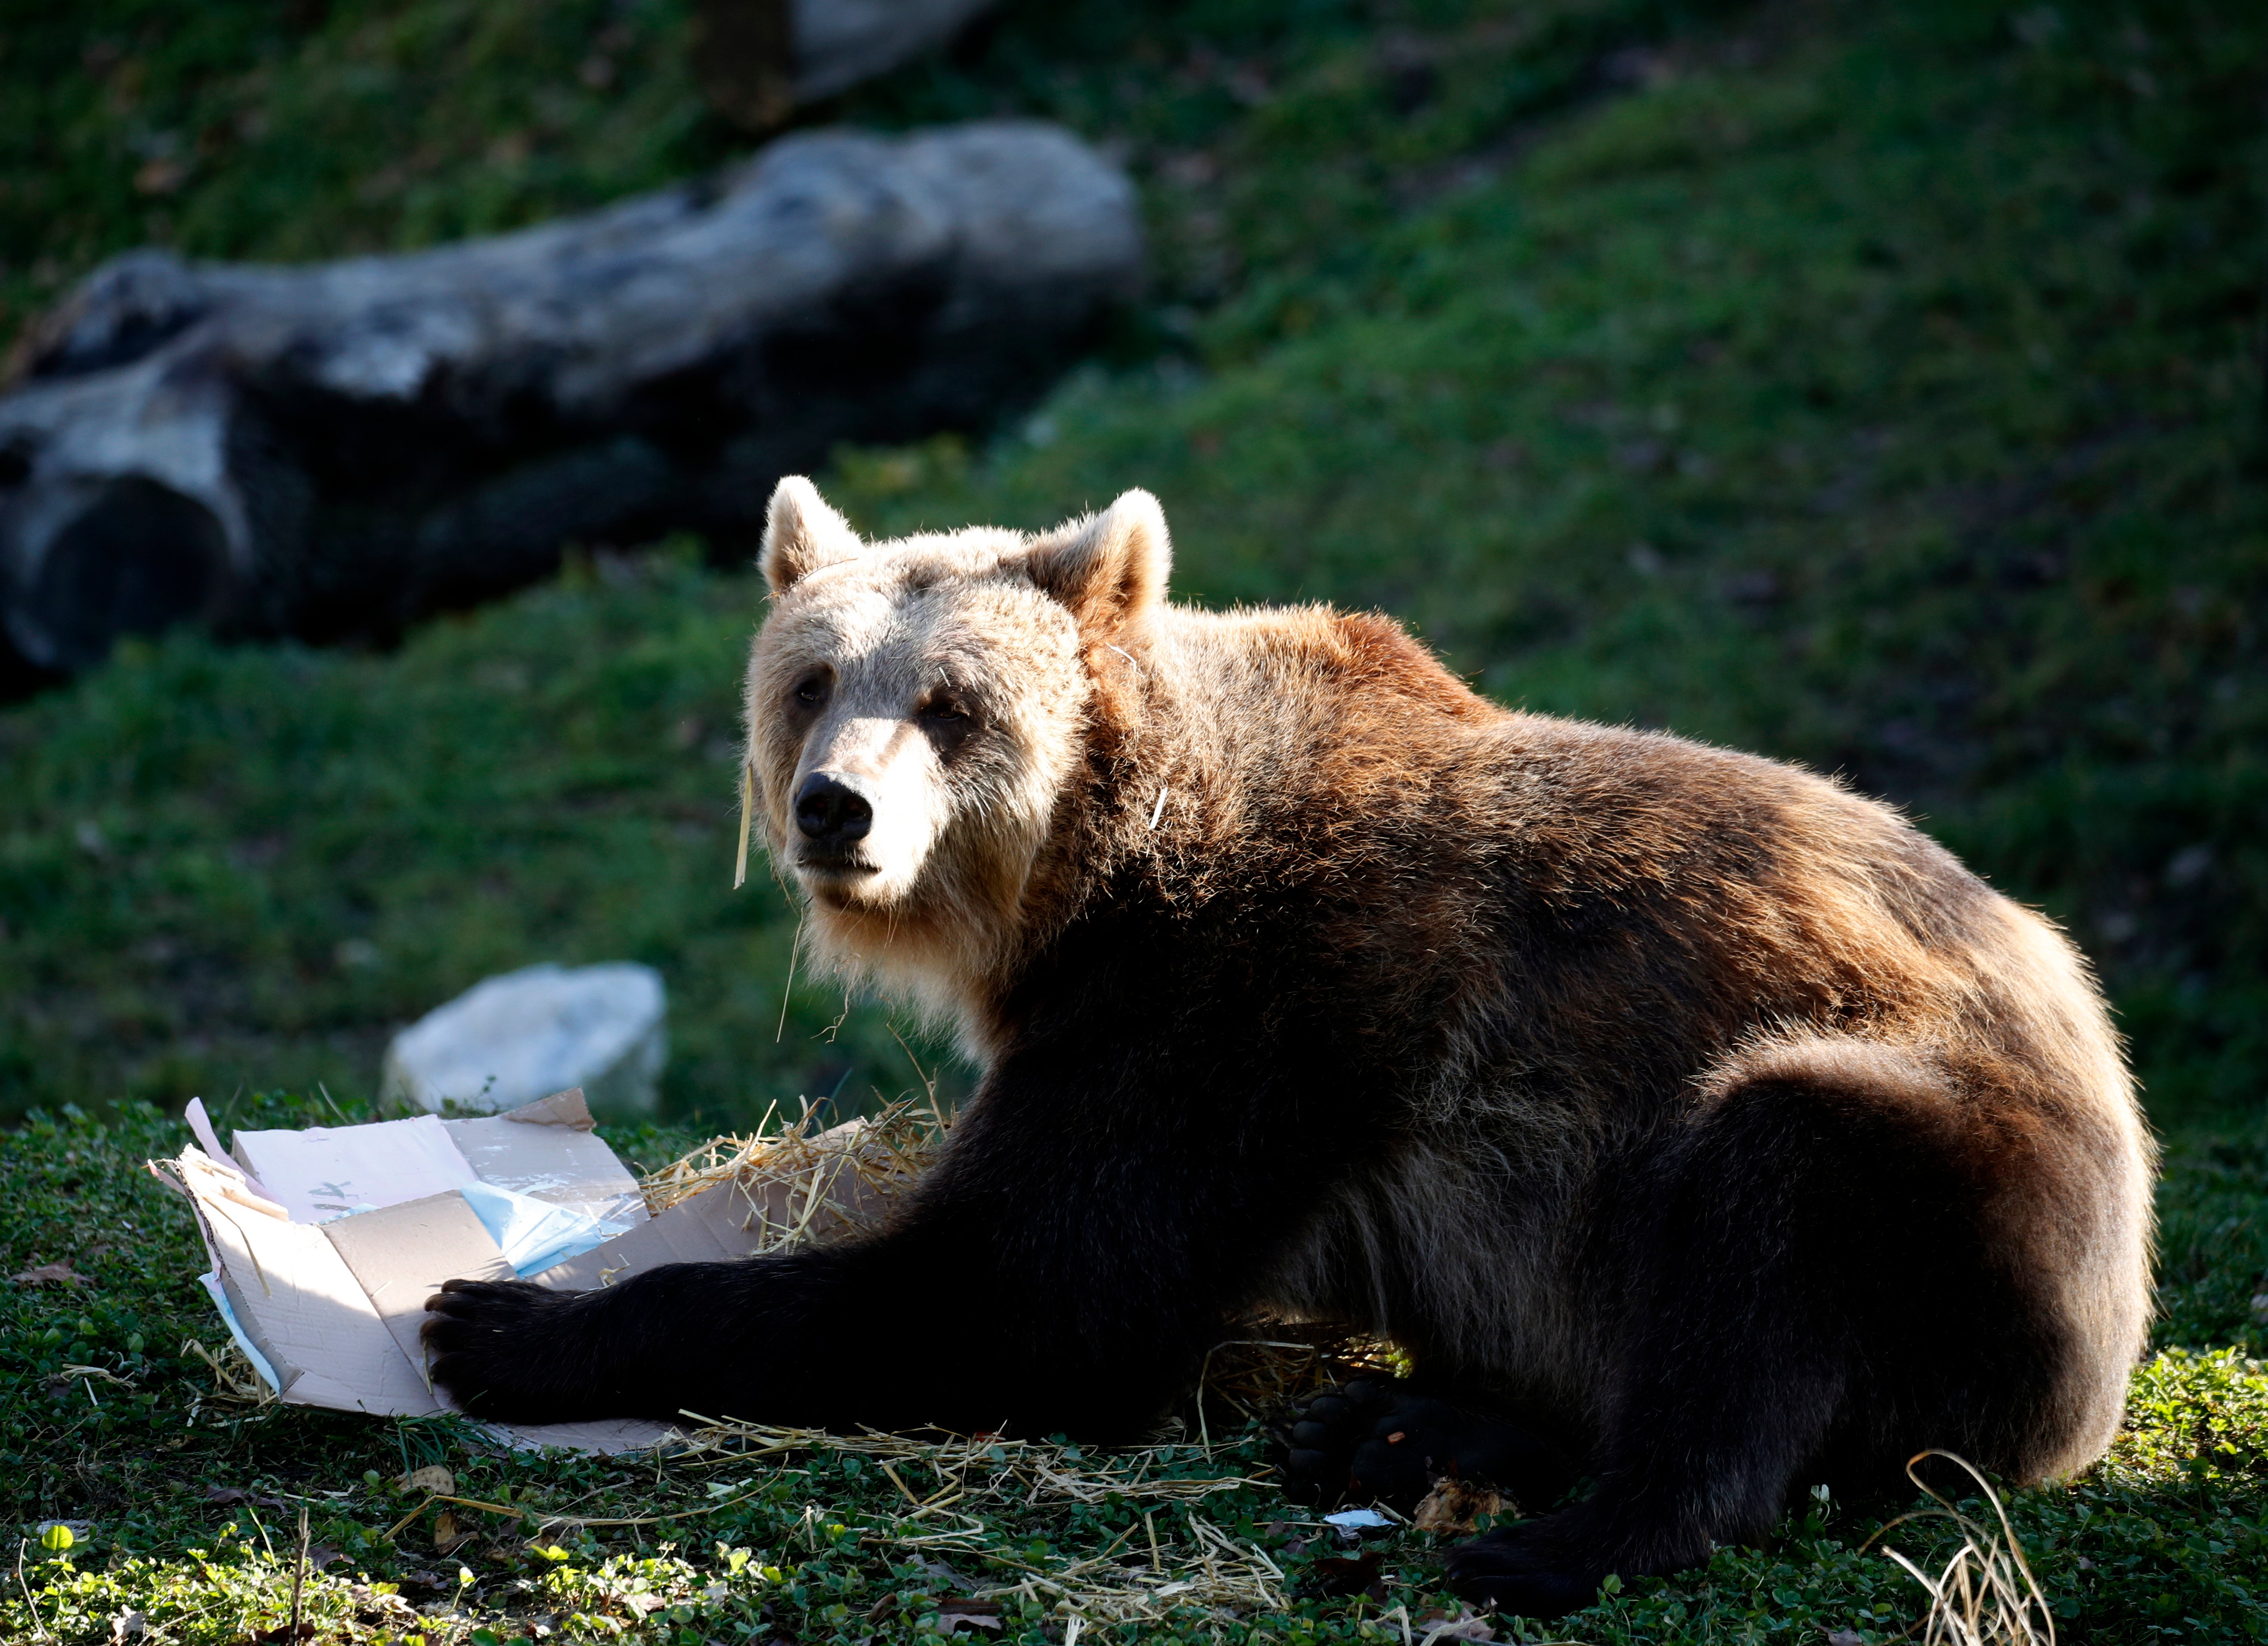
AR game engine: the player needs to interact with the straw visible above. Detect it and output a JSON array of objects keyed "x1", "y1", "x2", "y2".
[
  {"x1": 1867, "y1": 1451, "x2": 2057, "y2": 1646},
  {"x1": 634, "y1": 1101, "x2": 1405, "y2": 1626},
  {"x1": 636, "y1": 1095, "x2": 945, "y2": 1255},
  {"x1": 671, "y1": 1417, "x2": 1284, "y2": 1624},
  {"x1": 733, "y1": 762, "x2": 755, "y2": 890}
]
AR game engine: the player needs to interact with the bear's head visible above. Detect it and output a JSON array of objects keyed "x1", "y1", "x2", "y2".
[{"x1": 742, "y1": 475, "x2": 1171, "y2": 1025}]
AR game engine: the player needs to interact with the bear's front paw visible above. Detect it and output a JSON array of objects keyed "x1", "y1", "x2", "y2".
[
  {"x1": 1276, "y1": 1378, "x2": 1575, "y2": 1514},
  {"x1": 422, "y1": 1277, "x2": 607, "y2": 1423},
  {"x1": 1443, "y1": 1518, "x2": 1608, "y2": 1620}
]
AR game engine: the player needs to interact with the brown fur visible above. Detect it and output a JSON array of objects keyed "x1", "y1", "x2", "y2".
[
  {"x1": 427, "y1": 479, "x2": 2153, "y2": 1616},
  {"x1": 745, "y1": 476, "x2": 2149, "y2": 1466}
]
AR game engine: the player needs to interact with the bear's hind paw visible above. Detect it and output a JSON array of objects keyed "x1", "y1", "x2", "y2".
[
  {"x1": 1274, "y1": 1378, "x2": 1578, "y2": 1515},
  {"x1": 1443, "y1": 1520, "x2": 1608, "y2": 1620}
]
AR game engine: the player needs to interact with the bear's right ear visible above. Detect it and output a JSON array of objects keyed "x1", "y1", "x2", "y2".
[
  {"x1": 760, "y1": 476, "x2": 863, "y2": 594},
  {"x1": 1018, "y1": 488, "x2": 1172, "y2": 636}
]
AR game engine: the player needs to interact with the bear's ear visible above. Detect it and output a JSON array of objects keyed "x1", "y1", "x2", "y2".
[
  {"x1": 1018, "y1": 489, "x2": 1172, "y2": 635},
  {"x1": 760, "y1": 476, "x2": 863, "y2": 593}
]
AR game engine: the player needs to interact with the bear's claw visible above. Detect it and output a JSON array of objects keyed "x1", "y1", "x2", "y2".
[{"x1": 421, "y1": 1276, "x2": 592, "y2": 1421}]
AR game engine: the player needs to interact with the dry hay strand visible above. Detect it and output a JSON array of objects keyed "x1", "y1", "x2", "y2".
[
  {"x1": 675, "y1": 1418, "x2": 1284, "y2": 1623},
  {"x1": 1195, "y1": 1325, "x2": 1402, "y2": 1443},
  {"x1": 675, "y1": 1418, "x2": 1267, "y2": 1511},
  {"x1": 638, "y1": 1095, "x2": 946, "y2": 1253},
  {"x1": 179, "y1": 1335, "x2": 275, "y2": 1405},
  {"x1": 983, "y1": 1512, "x2": 1287, "y2": 1624},
  {"x1": 1867, "y1": 1451, "x2": 2055, "y2": 1646}
]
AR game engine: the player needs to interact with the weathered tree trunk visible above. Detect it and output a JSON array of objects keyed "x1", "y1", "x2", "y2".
[{"x1": 0, "y1": 120, "x2": 1139, "y2": 675}]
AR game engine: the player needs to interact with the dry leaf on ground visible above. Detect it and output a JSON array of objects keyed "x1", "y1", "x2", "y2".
[
  {"x1": 12, "y1": 1261, "x2": 82, "y2": 1286},
  {"x1": 1412, "y1": 1477, "x2": 1510, "y2": 1536}
]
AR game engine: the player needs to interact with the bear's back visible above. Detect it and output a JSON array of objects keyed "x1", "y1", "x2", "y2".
[{"x1": 1130, "y1": 601, "x2": 2125, "y2": 1139}]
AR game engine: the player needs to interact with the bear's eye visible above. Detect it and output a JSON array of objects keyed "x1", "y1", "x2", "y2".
[
  {"x1": 919, "y1": 694, "x2": 972, "y2": 726},
  {"x1": 791, "y1": 674, "x2": 829, "y2": 707}
]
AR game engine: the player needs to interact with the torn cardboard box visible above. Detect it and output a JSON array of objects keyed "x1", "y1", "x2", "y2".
[{"x1": 151, "y1": 1088, "x2": 900, "y2": 1453}]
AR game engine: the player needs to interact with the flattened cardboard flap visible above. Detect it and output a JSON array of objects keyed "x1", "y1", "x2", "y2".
[
  {"x1": 228, "y1": 1113, "x2": 476, "y2": 1225},
  {"x1": 181, "y1": 1147, "x2": 440, "y2": 1417},
  {"x1": 489, "y1": 1088, "x2": 599, "y2": 1129},
  {"x1": 323, "y1": 1190, "x2": 514, "y2": 1376}
]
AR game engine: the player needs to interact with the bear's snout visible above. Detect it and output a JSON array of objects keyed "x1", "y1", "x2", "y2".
[{"x1": 794, "y1": 772, "x2": 874, "y2": 854}]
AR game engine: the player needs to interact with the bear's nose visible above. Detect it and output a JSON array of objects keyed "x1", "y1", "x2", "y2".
[{"x1": 794, "y1": 773, "x2": 873, "y2": 849}]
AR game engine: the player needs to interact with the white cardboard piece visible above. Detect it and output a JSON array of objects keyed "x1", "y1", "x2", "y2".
[
  {"x1": 227, "y1": 1113, "x2": 477, "y2": 1225},
  {"x1": 158, "y1": 1089, "x2": 890, "y2": 1454}
]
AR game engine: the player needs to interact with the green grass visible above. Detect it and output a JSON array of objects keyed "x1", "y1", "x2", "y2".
[
  {"x1": 0, "y1": 0, "x2": 1751, "y2": 339},
  {"x1": 0, "y1": 0, "x2": 728, "y2": 328},
  {"x1": 2, "y1": 1094, "x2": 2262, "y2": 1644},
  {"x1": 0, "y1": 543, "x2": 894, "y2": 1132},
  {"x1": 2, "y1": 0, "x2": 2265, "y2": 1638}
]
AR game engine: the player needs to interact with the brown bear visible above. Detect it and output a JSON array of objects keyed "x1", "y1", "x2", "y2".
[{"x1": 426, "y1": 477, "x2": 2154, "y2": 1618}]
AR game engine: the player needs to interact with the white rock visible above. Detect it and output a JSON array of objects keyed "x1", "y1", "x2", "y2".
[{"x1": 381, "y1": 962, "x2": 666, "y2": 1114}]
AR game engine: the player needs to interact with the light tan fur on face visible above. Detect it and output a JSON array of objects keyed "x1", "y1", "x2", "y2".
[{"x1": 745, "y1": 478, "x2": 1170, "y2": 1048}]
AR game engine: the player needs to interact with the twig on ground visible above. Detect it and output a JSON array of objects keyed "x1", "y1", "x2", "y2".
[
  {"x1": 14, "y1": 1539, "x2": 50, "y2": 1643},
  {"x1": 384, "y1": 1483, "x2": 778, "y2": 1545},
  {"x1": 288, "y1": 1503, "x2": 308, "y2": 1641}
]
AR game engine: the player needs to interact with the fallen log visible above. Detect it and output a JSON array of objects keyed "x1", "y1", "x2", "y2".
[{"x1": 0, "y1": 120, "x2": 1139, "y2": 675}]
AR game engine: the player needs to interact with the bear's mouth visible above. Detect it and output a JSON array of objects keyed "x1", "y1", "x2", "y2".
[
  {"x1": 794, "y1": 851, "x2": 879, "y2": 881},
  {"x1": 796, "y1": 855, "x2": 884, "y2": 910}
]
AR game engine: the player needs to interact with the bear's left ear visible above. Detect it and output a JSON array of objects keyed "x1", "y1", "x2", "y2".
[{"x1": 1018, "y1": 489, "x2": 1172, "y2": 636}]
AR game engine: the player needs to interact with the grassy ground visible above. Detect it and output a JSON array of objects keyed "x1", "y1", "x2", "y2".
[
  {"x1": 1, "y1": 1093, "x2": 2262, "y2": 1644},
  {"x1": 3, "y1": 0, "x2": 2266, "y2": 1640}
]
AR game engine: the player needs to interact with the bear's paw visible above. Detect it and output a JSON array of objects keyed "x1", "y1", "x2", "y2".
[
  {"x1": 421, "y1": 1276, "x2": 611, "y2": 1424},
  {"x1": 1442, "y1": 1518, "x2": 1609, "y2": 1619},
  {"x1": 1276, "y1": 1377, "x2": 1576, "y2": 1515}
]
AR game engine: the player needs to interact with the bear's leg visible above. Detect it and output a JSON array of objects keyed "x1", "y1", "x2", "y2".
[
  {"x1": 417, "y1": 1247, "x2": 870, "y2": 1428},
  {"x1": 1279, "y1": 1377, "x2": 1577, "y2": 1513},
  {"x1": 1446, "y1": 1044, "x2": 2069, "y2": 1619},
  {"x1": 422, "y1": 997, "x2": 1406, "y2": 1434}
]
